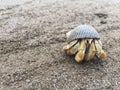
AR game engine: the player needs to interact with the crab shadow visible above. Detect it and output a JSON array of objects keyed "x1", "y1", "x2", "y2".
[{"x1": 65, "y1": 54, "x2": 106, "y2": 69}]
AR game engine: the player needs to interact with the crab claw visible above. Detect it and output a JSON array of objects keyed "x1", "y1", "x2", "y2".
[{"x1": 75, "y1": 40, "x2": 86, "y2": 62}]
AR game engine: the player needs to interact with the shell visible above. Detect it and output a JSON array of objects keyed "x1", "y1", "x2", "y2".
[{"x1": 67, "y1": 25, "x2": 100, "y2": 42}]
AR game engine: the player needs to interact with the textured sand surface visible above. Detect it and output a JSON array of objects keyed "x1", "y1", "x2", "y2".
[{"x1": 0, "y1": 0, "x2": 120, "y2": 89}]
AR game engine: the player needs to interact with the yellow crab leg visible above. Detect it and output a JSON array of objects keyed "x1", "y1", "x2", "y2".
[
  {"x1": 66, "y1": 42, "x2": 79, "y2": 55},
  {"x1": 63, "y1": 40, "x2": 78, "y2": 51},
  {"x1": 63, "y1": 40, "x2": 79, "y2": 55},
  {"x1": 95, "y1": 40, "x2": 106, "y2": 59},
  {"x1": 98, "y1": 50, "x2": 106, "y2": 59},
  {"x1": 84, "y1": 39, "x2": 96, "y2": 61},
  {"x1": 75, "y1": 40, "x2": 86, "y2": 62},
  {"x1": 63, "y1": 45, "x2": 69, "y2": 51}
]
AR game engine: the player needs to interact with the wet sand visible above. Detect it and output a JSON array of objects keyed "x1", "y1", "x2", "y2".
[{"x1": 0, "y1": 0, "x2": 120, "y2": 89}]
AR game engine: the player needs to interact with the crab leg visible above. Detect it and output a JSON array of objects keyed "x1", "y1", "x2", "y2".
[
  {"x1": 75, "y1": 40, "x2": 86, "y2": 62},
  {"x1": 95, "y1": 40, "x2": 106, "y2": 59},
  {"x1": 63, "y1": 40, "x2": 79, "y2": 55},
  {"x1": 67, "y1": 42, "x2": 79, "y2": 55},
  {"x1": 98, "y1": 50, "x2": 106, "y2": 59},
  {"x1": 84, "y1": 39, "x2": 96, "y2": 61},
  {"x1": 63, "y1": 40, "x2": 78, "y2": 51}
]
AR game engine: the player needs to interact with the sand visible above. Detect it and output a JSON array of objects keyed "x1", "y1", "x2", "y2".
[{"x1": 0, "y1": 0, "x2": 120, "y2": 89}]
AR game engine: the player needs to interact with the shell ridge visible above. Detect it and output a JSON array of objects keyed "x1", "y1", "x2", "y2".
[{"x1": 67, "y1": 25, "x2": 100, "y2": 42}]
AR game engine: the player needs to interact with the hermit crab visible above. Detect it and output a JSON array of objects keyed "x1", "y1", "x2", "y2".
[{"x1": 63, "y1": 25, "x2": 106, "y2": 62}]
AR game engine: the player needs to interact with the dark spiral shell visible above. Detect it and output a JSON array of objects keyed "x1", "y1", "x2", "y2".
[{"x1": 67, "y1": 25, "x2": 100, "y2": 42}]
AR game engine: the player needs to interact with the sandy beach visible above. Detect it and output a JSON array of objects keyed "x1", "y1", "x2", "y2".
[{"x1": 0, "y1": 0, "x2": 120, "y2": 89}]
